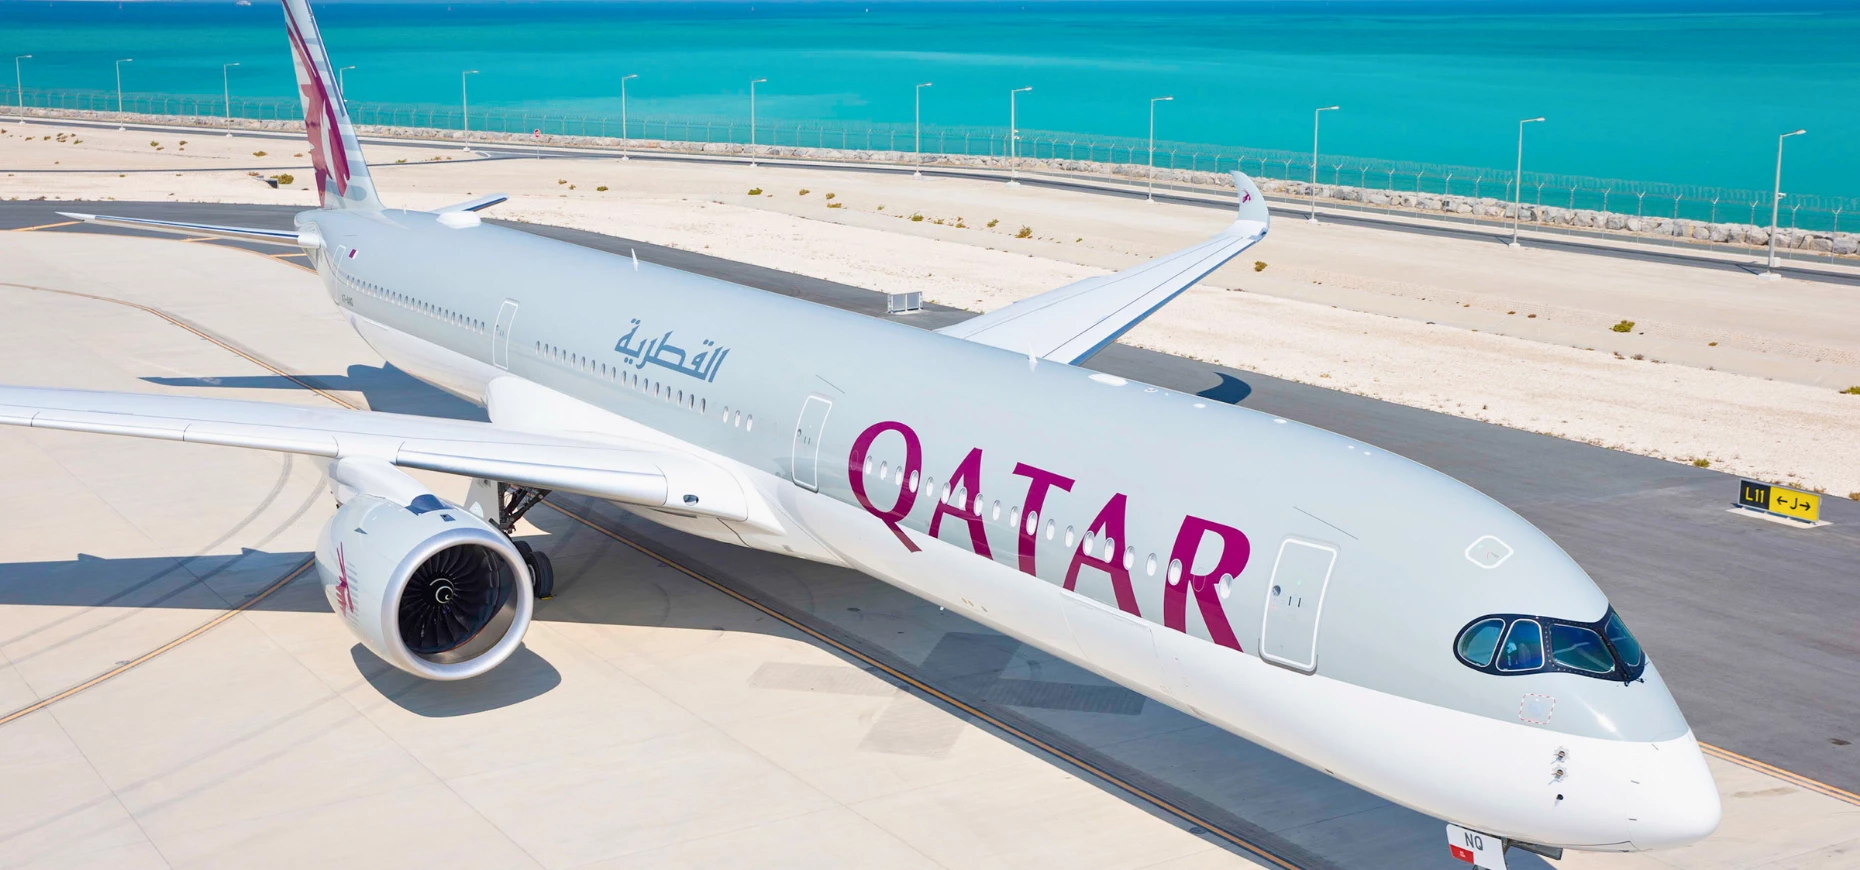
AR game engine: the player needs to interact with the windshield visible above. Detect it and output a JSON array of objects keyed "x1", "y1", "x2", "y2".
[
  {"x1": 1551, "y1": 624, "x2": 1614, "y2": 674},
  {"x1": 1602, "y1": 609, "x2": 1643, "y2": 667},
  {"x1": 1496, "y1": 620, "x2": 1544, "y2": 671},
  {"x1": 1453, "y1": 608, "x2": 1647, "y2": 681}
]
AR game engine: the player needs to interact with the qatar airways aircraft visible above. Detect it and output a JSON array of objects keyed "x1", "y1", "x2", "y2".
[{"x1": 0, "y1": 0, "x2": 1718, "y2": 864}]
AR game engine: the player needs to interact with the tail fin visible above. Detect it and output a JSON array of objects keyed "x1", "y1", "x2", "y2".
[{"x1": 281, "y1": 0, "x2": 380, "y2": 210}]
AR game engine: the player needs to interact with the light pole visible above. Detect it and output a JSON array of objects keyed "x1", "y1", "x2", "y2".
[
  {"x1": 460, "y1": 69, "x2": 478, "y2": 148},
  {"x1": 1007, "y1": 86, "x2": 1032, "y2": 187},
  {"x1": 749, "y1": 77, "x2": 766, "y2": 165},
  {"x1": 338, "y1": 65, "x2": 354, "y2": 99},
  {"x1": 12, "y1": 55, "x2": 28, "y2": 124},
  {"x1": 1309, "y1": 105, "x2": 1339, "y2": 222},
  {"x1": 914, "y1": 81, "x2": 932, "y2": 177},
  {"x1": 1147, "y1": 95, "x2": 1173, "y2": 202},
  {"x1": 221, "y1": 62, "x2": 240, "y2": 134},
  {"x1": 1763, "y1": 128, "x2": 1807, "y2": 279},
  {"x1": 620, "y1": 73, "x2": 637, "y2": 159},
  {"x1": 1510, "y1": 116, "x2": 1546, "y2": 248},
  {"x1": 114, "y1": 58, "x2": 132, "y2": 128}
]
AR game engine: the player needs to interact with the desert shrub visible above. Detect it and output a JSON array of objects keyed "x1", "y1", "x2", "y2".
[
  {"x1": 747, "y1": 187, "x2": 762, "y2": 195},
  {"x1": 1611, "y1": 320, "x2": 1634, "y2": 333},
  {"x1": 1253, "y1": 261, "x2": 1267, "y2": 272},
  {"x1": 596, "y1": 185, "x2": 609, "y2": 192},
  {"x1": 827, "y1": 202, "x2": 843, "y2": 209},
  {"x1": 252, "y1": 150, "x2": 266, "y2": 157},
  {"x1": 1692, "y1": 458, "x2": 1710, "y2": 468},
  {"x1": 1631, "y1": 353, "x2": 1645, "y2": 360},
  {"x1": 1527, "y1": 313, "x2": 1537, "y2": 318},
  {"x1": 1842, "y1": 386, "x2": 1860, "y2": 395},
  {"x1": 1015, "y1": 226, "x2": 1032, "y2": 238},
  {"x1": 910, "y1": 213, "x2": 924, "y2": 222},
  {"x1": 798, "y1": 188, "x2": 810, "y2": 196},
  {"x1": 276, "y1": 173, "x2": 294, "y2": 185},
  {"x1": 824, "y1": 192, "x2": 835, "y2": 200},
  {"x1": 986, "y1": 219, "x2": 999, "y2": 228},
  {"x1": 557, "y1": 179, "x2": 566, "y2": 185}
]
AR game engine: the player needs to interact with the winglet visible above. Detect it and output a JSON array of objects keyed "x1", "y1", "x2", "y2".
[{"x1": 1232, "y1": 171, "x2": 1268, "y2": 227}]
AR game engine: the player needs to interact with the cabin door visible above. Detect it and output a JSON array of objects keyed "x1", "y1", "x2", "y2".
[
  {"x1": 1259, "y1": 538, "x2": 1339, "y2": 674},
  {"x1": 790, "y1": 395, "x2": 833, "y2": 491},
  {"x1": 491, "y1": 300, "x2": 520, "y2": 369}
]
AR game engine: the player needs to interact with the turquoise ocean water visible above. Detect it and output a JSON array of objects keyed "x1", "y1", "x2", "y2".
[{"x1": 4, "y1": 1, "x2": 1859, "y2": 200}]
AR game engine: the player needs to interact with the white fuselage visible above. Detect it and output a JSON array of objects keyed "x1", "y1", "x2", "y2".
[{"x1": 310, "y1": 207, "x2": 1717, "y2": 853}]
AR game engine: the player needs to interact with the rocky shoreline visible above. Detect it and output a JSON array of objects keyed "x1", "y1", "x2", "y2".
[{"x1": 17, "y1": 106, "x2": 1857, "y2": 259}]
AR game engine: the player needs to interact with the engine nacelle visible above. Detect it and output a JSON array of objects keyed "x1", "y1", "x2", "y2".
[{"x1": 314, "y1": 460, "x2": 532, "y2": 680}]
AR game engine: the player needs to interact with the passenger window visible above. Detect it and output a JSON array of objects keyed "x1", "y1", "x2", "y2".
[
  {"x1": 1024, "y1": 510, "x2": 1037, "y2": 535},
  {"x1": 1496, "y1": 620, "x2": 1545, "y2": 672},
  {"x1": 1146, "y1": 553, "x2": 1157, "y2": 576},
  {"x1": 1167, "y1": 559, "x2": 1182, "y2": 585},
  {"x1": 908, "y1": 470, "x2": 919, "y2": 492},
  {"x1": 1122, "y1": 546, "x2": 1134, "y2": 569},
  {"x1": 1080, "y1": 532, "x2": 1093, "y2": 552},
  {"x1": 1602, "y1": 610, "x2": 1643, "y2": 668},
  {"x1": 746, "y1": 415, "x2": 754, "y2": 432},
  {"x1": 1044, "y1": 518, "x2": 1055, "y2": 540},
  {"x1": 1551, "y1": 623, "x2": 1615, "y2": 674},
  {"x1": 1456, "y1": 617, "x2": 1505, "y2": 667},
  {"x1": 1009, "y1": 506, "x2": 1020, "y2": 530}
]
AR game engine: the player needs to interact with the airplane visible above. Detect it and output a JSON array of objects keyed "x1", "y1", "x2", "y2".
[{"x1": 0, "y1": 0, "x2": 1718, "y2": 864}]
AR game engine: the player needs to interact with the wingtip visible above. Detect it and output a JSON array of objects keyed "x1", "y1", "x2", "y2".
[
  {"x1": 1230, "y1": 171, "x2": 1269, "y2": 227},
  {"x1": 55, "y1": 211, "x2": 96, "y2": 222}
]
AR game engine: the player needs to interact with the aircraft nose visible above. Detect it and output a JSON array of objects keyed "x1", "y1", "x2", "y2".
[{"x1": 1628, "y1": 732, "x2": 1721, "y2": 850}]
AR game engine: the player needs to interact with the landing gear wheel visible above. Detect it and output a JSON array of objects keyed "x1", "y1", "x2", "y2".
[{"x1": 515, "y1": 541, "x2": 555, "y2": 600}]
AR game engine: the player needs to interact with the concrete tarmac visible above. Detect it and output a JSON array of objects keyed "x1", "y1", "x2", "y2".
[{"x1": 1, "y1": 207, "x2": 1856, "y2": 868}]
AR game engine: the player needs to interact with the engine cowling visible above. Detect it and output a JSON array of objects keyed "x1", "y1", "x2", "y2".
[{"x1": 314, "y1": 464, "x2": 533, "y2": 680}]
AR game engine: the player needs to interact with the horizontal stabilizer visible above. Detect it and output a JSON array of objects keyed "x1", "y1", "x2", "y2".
[
  {"x1": 435, "y1": 194, "x2": 509, "y2": 213},
  {"x1": 57, "y1": 212, "x2": 310, "y2": 247},
  {"x1": 937, "y1": 171, "x2": 1269, "y2": 365}
]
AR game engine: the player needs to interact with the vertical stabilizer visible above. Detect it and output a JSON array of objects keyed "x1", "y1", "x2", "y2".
[{"x1": 281, "y1": 0, "x2": 380, "y2": 210}]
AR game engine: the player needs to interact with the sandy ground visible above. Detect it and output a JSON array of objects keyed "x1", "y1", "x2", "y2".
[{"x1": 5, "y1": 119, "x2": 1860, "y2": 498}]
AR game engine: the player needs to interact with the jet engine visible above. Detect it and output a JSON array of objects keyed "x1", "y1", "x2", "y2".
[{"x1": 314, "y1": 457, "x2": 533, "y2": 680}]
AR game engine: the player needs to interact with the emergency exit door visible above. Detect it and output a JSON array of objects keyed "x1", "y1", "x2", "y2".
[
  {"x1": 790, "y1": 395, "x2": 833, "y2": 491},
  {"x1": 492, "y1": 300, "x2": 519, "y2": 369},
  {"x1": 1260, "y1": 538, "x2": 1338, "y2": 674}
]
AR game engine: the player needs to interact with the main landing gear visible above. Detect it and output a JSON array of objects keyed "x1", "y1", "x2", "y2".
[{"x1": 480, "y1": 480, "x2": 555, "y2": 600}]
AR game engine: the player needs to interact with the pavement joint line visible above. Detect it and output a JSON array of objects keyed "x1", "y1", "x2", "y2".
[
  {"x1": 16, "y1": 205, "x2": 1860, "y2": 828},
  {"x1": 1699, "y1": 742, "x2": 1860, "y2": 807},
  {"x1": 0, "y1": 559, "x2": 314, "y2": 729},
  {"x1": 11, "y1": 220, "x2": 78, "y2": 232},
  {"x1": 539, "y1": 497, "x2": 1309, "y2": 870}
]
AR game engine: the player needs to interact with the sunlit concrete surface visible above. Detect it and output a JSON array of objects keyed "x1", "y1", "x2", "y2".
[{"x1": 0, "y1": 230, "x2": 1855, "y2": 869}]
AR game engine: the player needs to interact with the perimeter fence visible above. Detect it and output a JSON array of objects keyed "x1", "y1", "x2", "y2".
[{"x1": 6, "y1": 86, "x2": 1858, "y2": 236}]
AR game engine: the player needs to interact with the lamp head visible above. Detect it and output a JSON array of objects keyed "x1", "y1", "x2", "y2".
[
  {"x1": 16, "y1": 55, "x2": 29, "y2": 60},
  {"x1": 1320, "y1": 104, "x2": 1340, "y2": 111},
  {"x1": 1524, "y1": 116, "x2": 1546, "y2": 123},
  {"x1": 919, "y1": 81, "x2": 933, "y2": 88},
  {"x1": 751, "y1": 78, "x2": 766, "y2": 84},
  {"x1": 1786, "y1": 128, "x2": 1807, "y2": 137}
]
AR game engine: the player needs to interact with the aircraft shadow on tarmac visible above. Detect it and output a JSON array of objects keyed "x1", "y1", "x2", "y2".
[{"x1": 144, "y1": 363, "x2": 489, "y2": 421}]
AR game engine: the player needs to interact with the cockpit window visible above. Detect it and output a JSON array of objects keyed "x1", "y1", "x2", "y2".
[
  {"x1": 1496, "y1": 620, "x2": 1544, "y2": 671},
  {"x1": 1603, "y1": 609, "x2": 1643, "y2": 668},
  {"x1": 1456, "y1": 618, "x2": 1505, "y2": 667},
  {"x1": 1550, "y1": 624, "x2": 1614, "y2": 674},
  {"x1": 1453, "y1": 607, "x2": 1646, "y2": 681}
]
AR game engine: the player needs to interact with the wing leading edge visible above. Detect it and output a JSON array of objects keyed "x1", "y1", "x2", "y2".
[
  {"x1": 937, "y1": 171, "x2": 1270, "y2": 365},
  {"x1": 0, "y1": 385, "x2": 758, "y2": 525}
]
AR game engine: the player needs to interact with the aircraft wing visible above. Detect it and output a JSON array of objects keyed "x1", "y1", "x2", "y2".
[
  {"x1": 936, "y1": 171, "x2": 1269, "y2": 365},
  {"x1": 57, "y1": 211, "x2": 311, "y2": 247},
  {"x1": 0, "y1": 385, "x2": 755, "y2": 523}
]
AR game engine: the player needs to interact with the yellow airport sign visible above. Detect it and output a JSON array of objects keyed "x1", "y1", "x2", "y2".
[{"x1": 1738, "y1": 480, "x2": 1821, "y2": 523}]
